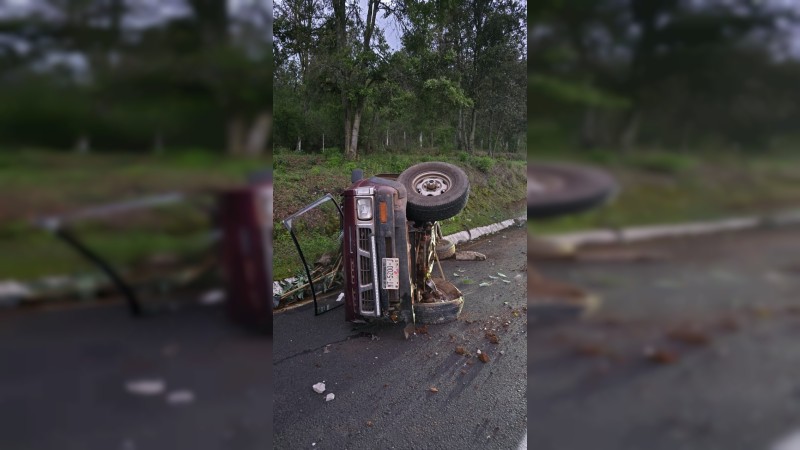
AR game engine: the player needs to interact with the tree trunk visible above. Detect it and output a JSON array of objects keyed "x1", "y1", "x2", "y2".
[
  {"x1": 580, "y1": 107, "x2": 597, "y2": 149},
  {"x1": 620, "y1": 110, "x2": 641, "y2": 151},
  {"x1": 226, "y1": 115, "x2": 245, "y2": 155},
  {"x1": 468, "y1": 108, "x2": 477, "y2": 153},
  {"x1": 346, "y1": 108, "x2": 362, "y2": 160},
  {"x1": 244, "y1": 111, "x2": 271, "y2": 156}
]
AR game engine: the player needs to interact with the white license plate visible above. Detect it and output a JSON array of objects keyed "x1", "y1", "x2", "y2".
[{"x1": 382, "y1": 258, "x2": 400, "y2": 290}]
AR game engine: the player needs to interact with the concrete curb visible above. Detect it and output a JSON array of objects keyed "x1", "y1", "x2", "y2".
[
  {"x1": 443, "y1": 215, "x2": 527, "y2": 245},
  {"x1": 536, "y1": 208, "x2": 800, "y2": 250}
]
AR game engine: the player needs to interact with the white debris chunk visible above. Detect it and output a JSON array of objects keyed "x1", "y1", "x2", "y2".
[
  {"x1": 199, "y1": 289, "x2": 225, "y2": 305},
  {"x1": 336, "y1": 292, "x2": 345, "y2": 302},
  {"x1": 497, "y1": 272, "x2": 507, "y2": 278},
  {"x1": 502, "y1": 280, "x2": 511, "y2": 284},
  {"x1": 125, "y1": 379, "x2": 166, "y2": 396},
  {"x1": 488, "y1": 275, "x2": 498, "y2": 280},
  {"x1": 0, "y1": 280, "x2": 31, "y2": 307},
  {"x1": 312, "y1": 382, "x2": 326, "y2": 394},
  {"x1": 325, "y1": 393, "x2": 335, "y2": 402},
  {"x1": 479, "y1": 282, "x2": 491, "y2": 287},
  {"x1": 166, "y1": 390, "x2": 195, "y2": 405}
]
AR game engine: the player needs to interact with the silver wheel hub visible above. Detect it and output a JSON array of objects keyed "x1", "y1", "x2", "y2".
[{"x1": 413, "y1": 172, "x2": 450, "y2": 196}]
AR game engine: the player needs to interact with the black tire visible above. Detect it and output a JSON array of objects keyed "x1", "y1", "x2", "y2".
[
  {"x1": 351, "y1": 169, "x2": 364, "y2": 184},
  {"x1": 527, "y1": 164, "x2": 618, "y2": 219},
  {"x1": 413, "y1": 279, "x2": 464, "y2": 324},
  {"x1": 435, "y1": 238, "x2": 456, "y2": 260},
  {"x1": 397, "y1": 162, "x2": 470, "y2": 222}
]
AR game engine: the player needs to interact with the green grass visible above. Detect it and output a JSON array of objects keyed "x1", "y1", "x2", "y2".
[
  {"x1": 0, "y1": 148, "x2": 270, "y2": 281},
  {"x1": 528, "y1": 148, "x2": 800, "y2": 234}
]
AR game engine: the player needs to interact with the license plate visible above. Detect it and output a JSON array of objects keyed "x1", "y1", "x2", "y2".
[{"x1": 382, "y1": 258, "x2": 400, "y2": 290}]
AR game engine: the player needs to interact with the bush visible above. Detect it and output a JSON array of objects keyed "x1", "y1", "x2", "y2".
[
  {"x1": 625, "y1": 152, "x2": 695, "y2": 174},
  {"x1": 472, "y1": 156, "x2": 496, "y2": 173}
]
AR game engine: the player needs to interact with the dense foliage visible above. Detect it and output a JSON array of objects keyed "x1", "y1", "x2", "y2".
[
  {"x1": 530, "y1": 0, "x2": 800, "y2": 152},
  {"x1": 0, "y1": 0, "x2": 270, "y2": 154},
  {"x1": 273, "y1": 0, "x2": 527, "y2": 158}
]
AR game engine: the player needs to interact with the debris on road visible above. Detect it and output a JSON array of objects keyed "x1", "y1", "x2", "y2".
[
  {"x1": 415, "y1": 325, "x2": 429, "y2": 334},
  {"x1": 404, "y1": 323, "x2": 415, "y2": 339},
  {"x1": 455, "y1": 251, "x2": 487, "y2": 261},
  {"x1": 666, "y1": 327, "x2": 711, "y2": 346},
  {"x1": 323, "y1": 345, "x2": 331, "y2": 353},
  {"x1": 429, "y1": 387, "x2": 439, "y2": 393},
  {"x1": 643, "y1": 346, "x2": 679, "y2": 364},
  {"x1": 336, "y1": 292, "x2": 344, "y2": 302},
  {"x1": 125, "y1": 379, "x2": 166, "y2": 396},
  {"x1": 366, "y1": 421, "x2": 374, "y2": 427},
  {"x1": 455, "y1": 346, "x2": 466, "y2": 355},
  {"x1": 199, "y1": 289, "x2": 225, "y2": 306},
  {"x1": 485, "y1": 332, "x2": 500, "y2": 344},
  {"x1": 325, "y1": 393, "x2": 335, "y2": 402},
  {"x1": 478, "y1": 352, "x2": 490, "y2": 363},
  {"x1": 312, "y1": 382, "x2": 326, "y2": 394},
  {"x1": 479, "y1": 282, "x2": 491, "y2": 287},
  {"x1": 166, "y1": 389, "x2": 195, "y2": 405},
  {"x1": 497, "y1": 272, "x2": 507, "y2": 278}
]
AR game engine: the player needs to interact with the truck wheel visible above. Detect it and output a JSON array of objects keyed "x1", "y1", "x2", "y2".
[
  {"x1": 435, "y1": 238, "x2": 456, "y2": 260},
  {"x1": 397, "y1": 162, "x2": 470, "y2": 222},
  {"x1": 413, "y1": 279, "x2": 464, "y2": 324},
  {"x1": 527, "y1": 164, "x2": 618, "y2": 219}
]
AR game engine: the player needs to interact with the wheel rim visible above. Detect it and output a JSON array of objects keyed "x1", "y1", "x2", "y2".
[{"x1": 412, "y1": 171, "x2": 451, "y2": 196}]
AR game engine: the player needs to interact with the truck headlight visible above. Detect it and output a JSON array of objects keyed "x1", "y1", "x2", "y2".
[{"x1": 357, "y1": 198, "x2": 372, "y2": 220}]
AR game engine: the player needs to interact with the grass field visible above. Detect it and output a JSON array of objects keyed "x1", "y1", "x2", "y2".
[{"x1": 0, "y1": 149, "x2": 269, "y2": 281}]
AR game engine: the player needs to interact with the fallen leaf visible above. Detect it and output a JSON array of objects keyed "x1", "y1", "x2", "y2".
[
  {"x1": 455, "y1": 346, "x2": 466, "y2": 355},
  {"x1": 478, "y1": 353, "x2": 490, "y2": 363},
  {"x1": 485, "y1": 332, "x2": 499, "y2": 344}
]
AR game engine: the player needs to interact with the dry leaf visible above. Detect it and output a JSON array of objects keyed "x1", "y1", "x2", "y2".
[{"x1": 478, "y1": 353, "x2": 490, "y2": 363}]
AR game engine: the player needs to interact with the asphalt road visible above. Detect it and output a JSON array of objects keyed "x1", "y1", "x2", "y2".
[
  {"x1": 273, "y1": 224, "x2": 528, "y2": 450},
  {"x1": 0, "y1": 300, "x2": 272, "y2": 450},
  {"x1": 529, "y1": 225, "x2": 800, "y2": 450}
]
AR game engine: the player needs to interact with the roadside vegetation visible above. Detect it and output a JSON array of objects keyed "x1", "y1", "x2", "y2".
[
  {"x1": 0, "y1": 149, "x2": 268, "y2": 281},
  {"x1": 529, "y1": 148, "x2": 800, "y2": 234}
]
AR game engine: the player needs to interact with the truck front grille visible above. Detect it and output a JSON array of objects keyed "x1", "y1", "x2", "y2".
[
  {"x1": 360, "y1": 289, "x2": 375, "y2": 312},
  {"x1": 358, "y1": 228, "x2": 370, "y2": 251},
  {"x1": 359, "y1": 255, "x2": 371, "y2": 286}
]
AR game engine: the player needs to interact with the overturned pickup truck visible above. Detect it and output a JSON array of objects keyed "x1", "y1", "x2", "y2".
[{"x1": 283, "y1": 162, "x2": 470, "y2": 325}]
